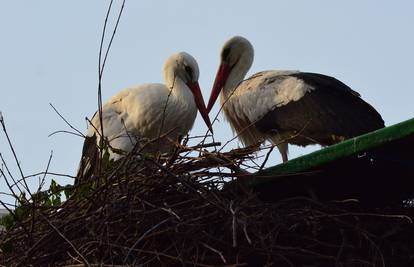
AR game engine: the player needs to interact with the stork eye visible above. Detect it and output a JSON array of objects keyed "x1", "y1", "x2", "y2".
[
  {"x1": 184, "y1": 65, "x2": 193, "y2": 79},
  {"x1": 222, "y1": 47, "x2": 231, "y2": 61}
]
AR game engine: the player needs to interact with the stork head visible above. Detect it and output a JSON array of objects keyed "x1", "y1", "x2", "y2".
[
  {"x1": 207, "y1": 36, "x2": 254, "y2": 113},
  {"x1": 164, "y1": 52, "x2": 212, "y2": 133}
]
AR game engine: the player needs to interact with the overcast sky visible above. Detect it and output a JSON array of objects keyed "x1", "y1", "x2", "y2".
[{"x1": 1, "y1": 1, "x2": 413, "y2": 205}]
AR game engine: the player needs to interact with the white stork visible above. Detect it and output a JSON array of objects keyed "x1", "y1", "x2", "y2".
[
  {"x1": 207, "y1": 36, "x2": 384, "y2": 162},
  {"x1": 76, "y1": 52, "x2": 212, "y2": 182}
]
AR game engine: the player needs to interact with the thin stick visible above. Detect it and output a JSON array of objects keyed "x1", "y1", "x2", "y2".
[
  {"x1": 49, "y1": 103, "x2": 85, "y2": 138},
  {"x1": 48, "y1": 130, "x2": 84, "y2": 138},
  {"x1": 0, "y1": 115, "x2": 32, "y2": 197},
  {"x1": 259, "y1": 144, "x2": 275, "y2": 170},
  {"x1": 0, "y1": 153, "x2": 23, "y2": 199},
  {"x1": 230, "y1": 200, "x2": 237, "y2": 248},
  {"x1": 97, "y1": 0, "x2": 114, "y2": 177},
  {"x1": 123, "y1": 218, "x2": 170, "y2": 264},
  {"x1": 40, "y1": 213, "x2": 91, "y2": 267},
  {"x1": 201, "y1": 242, "x2": 227, "y2": 264},
  {"x1": 36, "y1": 151, "x2": 53, "y2": 193},
  {"x1": 96, "y1": 0, "x2": 126, "y2": 176}
]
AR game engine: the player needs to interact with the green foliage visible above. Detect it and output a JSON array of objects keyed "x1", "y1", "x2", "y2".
[
  {"x1": 0, "y1": 240, "x2": 12, "y2": 255},
  {"x1": 102, "y1": 145, "x2": 112, "y2": 170},
  {"x1": 0, "y1": 179, "x2": 74, "y2": 254},
  {"x1": 0, "y1": 144, "x2": 118, "y2": 255},
  {"x1": 0, "y1": 213, "x2": 14, "y2": 231},
  {"x1": 0, "y1": 179, "x2": 73, "y2": 231}
]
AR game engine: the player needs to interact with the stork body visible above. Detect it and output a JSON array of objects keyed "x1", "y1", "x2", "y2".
[
  {"x1": 76, "y1": 52, "x2": 211, "y2": 182},
  {"x1": 207, "y1": 36, "x2": 384, "y2": 162}
]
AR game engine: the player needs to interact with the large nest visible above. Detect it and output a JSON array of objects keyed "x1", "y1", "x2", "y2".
[{"x1": 1, "y1": 140, "x2": 414, "y2": 267}]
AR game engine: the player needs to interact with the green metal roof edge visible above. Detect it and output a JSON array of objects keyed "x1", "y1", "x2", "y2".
[{"x1": 256, "y1": 117, "x2": 414, "y2": 178}]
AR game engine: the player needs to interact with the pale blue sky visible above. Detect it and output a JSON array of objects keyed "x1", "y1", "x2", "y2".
[{"x1": 1, "y1": 1, "x2": 413, "y2": 205}]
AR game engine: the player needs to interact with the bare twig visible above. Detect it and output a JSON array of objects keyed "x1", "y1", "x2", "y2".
[
  {"x1": 40, "y1": 213, "x2": 90, "y2": 267},
  {"x1": 0, "y1": 114, "x2": 32, "y2": 198},
  {"x1": 123, "y1": 218, "x2": 170, "y2": 264},
  {"x1": 0, "y1": 153, "x2": 23, "y2": 200},
  {"x1": 96, "y1": 0, "x2": 126, "y2": 176},
  {"x1": 201, "y1": 242, "x2": 227, "y2": 264},
  {"x1": 49, "y1": 103, "x2": 85, "y2": 138},
  {"x1": 48, "y1": 130, "x2": 84, "y2": 138},
  {"x1": 230, "y1": 200, "x2": 237, "y2": 248}
]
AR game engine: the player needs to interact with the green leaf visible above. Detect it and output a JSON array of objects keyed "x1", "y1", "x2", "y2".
[
  {"x1": 0, "y1": 214, "x2": 14, "y2": 230},
  {"x1": 0, "y1": 240, "x2": 13, "y2": 254}
]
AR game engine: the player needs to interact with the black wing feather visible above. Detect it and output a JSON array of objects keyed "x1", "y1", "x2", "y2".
[
  {"x1": 255, "y1": 72, "x2": 384, "y2": 146},
  {"x1": 75, "y1": 133, "x2": 100, "y2": 185}
]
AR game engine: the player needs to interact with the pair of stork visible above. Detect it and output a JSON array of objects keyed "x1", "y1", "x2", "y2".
[{"x1": 76, "y1": 36, "x2": 384, "y2": 181}]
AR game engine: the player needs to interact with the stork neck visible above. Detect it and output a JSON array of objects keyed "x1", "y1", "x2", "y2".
[
  {"x1": 169, "y1": 78, "x2": 194, "y2": 104},
  {"x1": 222, "y1": 61, "x2": 250, "y2": 99},
  {"x1": 222, "y1": 45, "x2": 254, "y2": 99}
]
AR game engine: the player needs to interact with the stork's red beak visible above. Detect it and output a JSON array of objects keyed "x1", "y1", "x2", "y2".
[
  {"x1": 207, "y1": 62, "x2": 231, "y2": 113},
  {"x1": 187, "y1": 81, "x2": 213, "y2": 133}
]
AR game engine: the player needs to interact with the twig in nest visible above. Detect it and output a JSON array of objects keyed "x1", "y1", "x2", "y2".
[
  {"x1": 123, "y1": 218, "x2": 170, "y2": 264},
  {"x1": 39, "y1": 213, "x2": 90, "y2": 267},
  {"x1": 242, "y1": 220, "x2": 252, "y2": 245},
  {"x1": 201, "y1": 242, "x2": 227, "y2": 264},
  {"x1": 230, "y1": 200, "x2": 237, "y2": 248}
]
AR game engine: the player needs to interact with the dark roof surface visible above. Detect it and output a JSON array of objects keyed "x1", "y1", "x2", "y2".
[{"x1": 249, "y1": 117, "x2": 414, "y2": 206}]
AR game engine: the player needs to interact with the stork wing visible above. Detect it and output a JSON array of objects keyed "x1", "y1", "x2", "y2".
[
  {"x1": 251, "y1": 72, "x2": 384, "y2": 145},
  {"x1": 75, "y1": 133, "x2": 100, "y2": 185},
  {"x1": 75, "y1": 90, "x2": 132, "y2": 185}
]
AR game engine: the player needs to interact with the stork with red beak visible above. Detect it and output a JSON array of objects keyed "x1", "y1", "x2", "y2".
[
  {"x1": 207, "y1": 36, "x2": 384, "y2": 162},
  {"x1": 76, "y1": 52, "x2": 211, "y2": 182}
]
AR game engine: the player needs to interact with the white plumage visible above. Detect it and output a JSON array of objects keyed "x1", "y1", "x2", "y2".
[
  {"x1": 225, "y1": 71, "x2": 315, "y2": 123},
  {"x1": 207, "y1": 36, "x2": 384, "y2": 162},
  {"x1": 76, "y1": 52, "x2": 211, "y2": 182}
]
